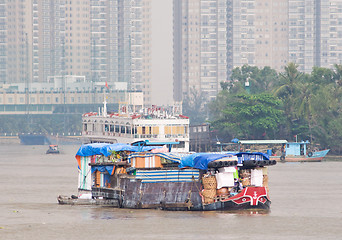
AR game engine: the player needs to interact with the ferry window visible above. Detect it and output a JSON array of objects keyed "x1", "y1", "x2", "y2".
[
  {"x1": 104, "y1": 124, "x2": 109, "y2": 131},
  {"x1": 126, "y1": 126, "x2": 131, "y2": 134},
  {"x1": 121, "y1": 126, "x2": 125, "y2": 133},
  {"x1": 174, "y1": 141, "x2": 185, "y2": 148},
  {"x1": 110, "y1": 125, "x2": 114, "y2": 132},
  {"x1": 142, "y1": 126, "x2": 146, "y2": 134},
  {"x1": 83, "y1": 124, "x2": 87, "y2": 131},
  {"x1": 115, "y1": 125, "x2": 119, "y2": 133}
]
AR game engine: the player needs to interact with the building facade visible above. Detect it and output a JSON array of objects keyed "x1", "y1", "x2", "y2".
[
  {"x1": 173, "y1": 0, "x2": 342, "y2": 103},
  {"x1": 288, "y1": 0, "x2": 342, "y2": 72},
  {"x1": 0, "y1": 0, "x2": 152, "y2": 106},
  {"x1": 173, "y1": 0, "x2": 230, "y2": 102}
]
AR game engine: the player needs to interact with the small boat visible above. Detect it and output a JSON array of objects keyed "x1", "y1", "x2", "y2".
[
  {"x1": 237, "y1": 140, "x2": 329, "y2": 162},
  {"x1": 46, "y1": 145, "x2": 60, "y2": 154},
  {"x1": 58, "y1": 142, "x2": 277, "y2": 211},
  {"x1": 269, "y1": 141, "x2": 330, "y2": 162},
  {"x1": 57, "y1": 194, "x2": 118, "y2": 206}
]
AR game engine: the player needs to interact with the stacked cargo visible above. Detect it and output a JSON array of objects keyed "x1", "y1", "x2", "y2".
[{"x1": 201, "y1": 175, "x2": 217, "y2": 204}]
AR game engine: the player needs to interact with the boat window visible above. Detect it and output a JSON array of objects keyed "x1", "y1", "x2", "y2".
[
  {"x1": 121, "y1": 126, "x2": 126, "y2": 133},
  {"x1": 173, "y1": 141, "x2": 185, "y2": 148},
  {"x1": 126, "y1": 126, "x2": 131, "y2": 134}
]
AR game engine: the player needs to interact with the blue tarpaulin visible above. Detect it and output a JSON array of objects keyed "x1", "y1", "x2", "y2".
[
  {"x1": 234, "y1": 152, "x2": 269, "y2": 164},
  {"x1": 178, "y1": 153, "x2": 233, "y2": 170},
  {"x1": 76, "y1": 143, "x2": 160, "y2": 157},
  {"x1": 91, "y1": 165, "x2": 115, "y2": 175}
]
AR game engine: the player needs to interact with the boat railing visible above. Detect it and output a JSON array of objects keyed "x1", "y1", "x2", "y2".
[{"x1": 82, "y1": 131, "x2": 189, "y2": 140}]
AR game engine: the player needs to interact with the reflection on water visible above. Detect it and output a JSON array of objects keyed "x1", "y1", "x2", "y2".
[
  {"x1": 0, "y1": 144, "x2": 341, "y2": 240},
  {"x1": 84, "y1": 206, "x2": 271, "y2": 221}
]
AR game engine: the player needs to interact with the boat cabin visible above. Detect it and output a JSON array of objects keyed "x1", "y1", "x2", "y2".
[{"x1": 284, "y1": 141, "x2": 309, "y2": 156}]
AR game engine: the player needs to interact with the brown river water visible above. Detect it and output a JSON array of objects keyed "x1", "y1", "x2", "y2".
[{"x1": 0, "y1": 144, "x2": 341, "y2": 240}]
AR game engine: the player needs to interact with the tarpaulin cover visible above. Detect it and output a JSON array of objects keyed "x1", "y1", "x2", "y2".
[
  {"x1": 76, "y1": 143, "x2": 160, "y2": 157},
  {"x1": 91, "y1": 165, "x2": 115, "y2": 175},
  {"x1": 178, "y1": 153, "x2": 233, "y2": 170},
  {"x1": 234, "y1": 152, "x2": 269, "y2": 164}
]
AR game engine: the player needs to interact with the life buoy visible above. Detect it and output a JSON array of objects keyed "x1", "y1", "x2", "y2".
[{"x1": 308, "y1": 152, "x2": 313, "y2": 157}]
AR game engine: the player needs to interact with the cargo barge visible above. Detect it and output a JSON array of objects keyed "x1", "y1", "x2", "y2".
[{"x1": 58, "y1": 142, "x2": 276, "y2": 211}]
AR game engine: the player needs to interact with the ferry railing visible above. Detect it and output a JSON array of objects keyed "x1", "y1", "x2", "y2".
[{"x1": 82, "y1": 131, "x2": 189, "y2": 139}]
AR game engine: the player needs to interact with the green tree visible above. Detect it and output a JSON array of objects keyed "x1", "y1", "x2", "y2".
[
  {"x1": 273, "y1": 62, "x2": 303, "y2": 138},
  {"x1": 230, "y1": 65, "x2": 279, "y2": 94},
  {"x1": 210, "y1": 93, "x2": 284, "y2": 141}
]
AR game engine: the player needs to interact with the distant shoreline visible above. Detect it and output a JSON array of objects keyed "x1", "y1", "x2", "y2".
[
  {"x1": 0, "y1": 136, "x2": 20, "y2": 144},
  {"x1": 0, "y1": 136, "x2": 81, "y2": 145},
  {"x1": 324, "y1": 155, "x2": 342, "y2": 160},
  {"x1": 0, "y1": 137, "x2": 341, "y2": 159}
]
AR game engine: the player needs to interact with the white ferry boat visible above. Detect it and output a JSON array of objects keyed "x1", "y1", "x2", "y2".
[{"x1": 81, "y1": 100, "x2": 190, "y2": 152}]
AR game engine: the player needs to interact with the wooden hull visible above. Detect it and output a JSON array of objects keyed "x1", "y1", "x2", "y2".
[
  {"x1": 57, "y1": 195, "x2": 119, "y2": 206},
  {"x1": 61, "y1": 179, "x2": 270, "y2": 211},
  {"x1": 46, "y1": 150, "x2": 60, "y2": 154}
]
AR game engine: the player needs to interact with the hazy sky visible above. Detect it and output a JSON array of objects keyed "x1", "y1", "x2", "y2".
[{"x1": 151, "y1": 0, "x2": 173, "y2": 105}]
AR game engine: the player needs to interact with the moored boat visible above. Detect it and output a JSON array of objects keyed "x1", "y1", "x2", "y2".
[
  {"x1": 81, "y1": 100, "x2": 189, "y2": 152},
  {"x1": 46, "y1": 145, "x2": 60, "y2": 154},
  {"x1": 58, "y1": 142, "x2": 276, "y2": 211},
  {"x1": 238, "y1": 140, "x2": 330, "y2": 162}
]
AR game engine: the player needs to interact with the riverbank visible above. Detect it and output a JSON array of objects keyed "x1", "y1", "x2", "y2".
[
  {"x1": 324, "y1": 155, "x2": 342, "y2": 161},
  {"x1": 0, "y1": 135, "x2": 81, "y2": 145},
  {"x1": 0, "y1": 136, "x2": 20, "y2": 144}
]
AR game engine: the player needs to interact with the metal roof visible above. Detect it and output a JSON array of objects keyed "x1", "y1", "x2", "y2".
[{"x1": 239, "y1": 140, "x2": 288, "y2": 145}]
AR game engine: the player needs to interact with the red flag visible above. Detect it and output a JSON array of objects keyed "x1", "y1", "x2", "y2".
[{"x1": 105, "y1": 81, "x2": 109, "y2": 89}]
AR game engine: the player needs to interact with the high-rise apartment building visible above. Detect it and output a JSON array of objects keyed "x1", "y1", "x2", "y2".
[
  {"x1": 173, "y1": 0, "x2": 230, "y2": 102},
  {"x1": 288, "y1": 0, "x2": 342, "y2": 72},
  {"x1": 0, "y1": 0, "x2": 152, "y2": 105},
  {"x1": 174, "y1": 0, "x2": 289, "y2": 103},
  {"x1": 33, "y1": 1, "x2": 65, "y2": 83},
  {"x1": 174, "y1": 0, "x2": 342, "y2": 103},
  {"x1": 0, "y1": 0, "x2": 32, "y2": 84},
  {"x1": 233, "y1": 0, "x2": 288, "y2": 71}
]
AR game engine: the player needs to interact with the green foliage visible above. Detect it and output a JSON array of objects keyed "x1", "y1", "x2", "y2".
[
  {"x1": 210, "y1": 93, "x2": 284, "y2": 141},
  {"x1": 230, "y1": 65, "x2": 280, "y2": 94},
  {"x1": 211, "y1": 63, "x2": 342, "y2": 153}
]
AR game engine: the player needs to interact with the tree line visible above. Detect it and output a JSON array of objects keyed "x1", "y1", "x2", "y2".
[{"x1": 184, "y1": 63, "x2": 342, "y2": 154}]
